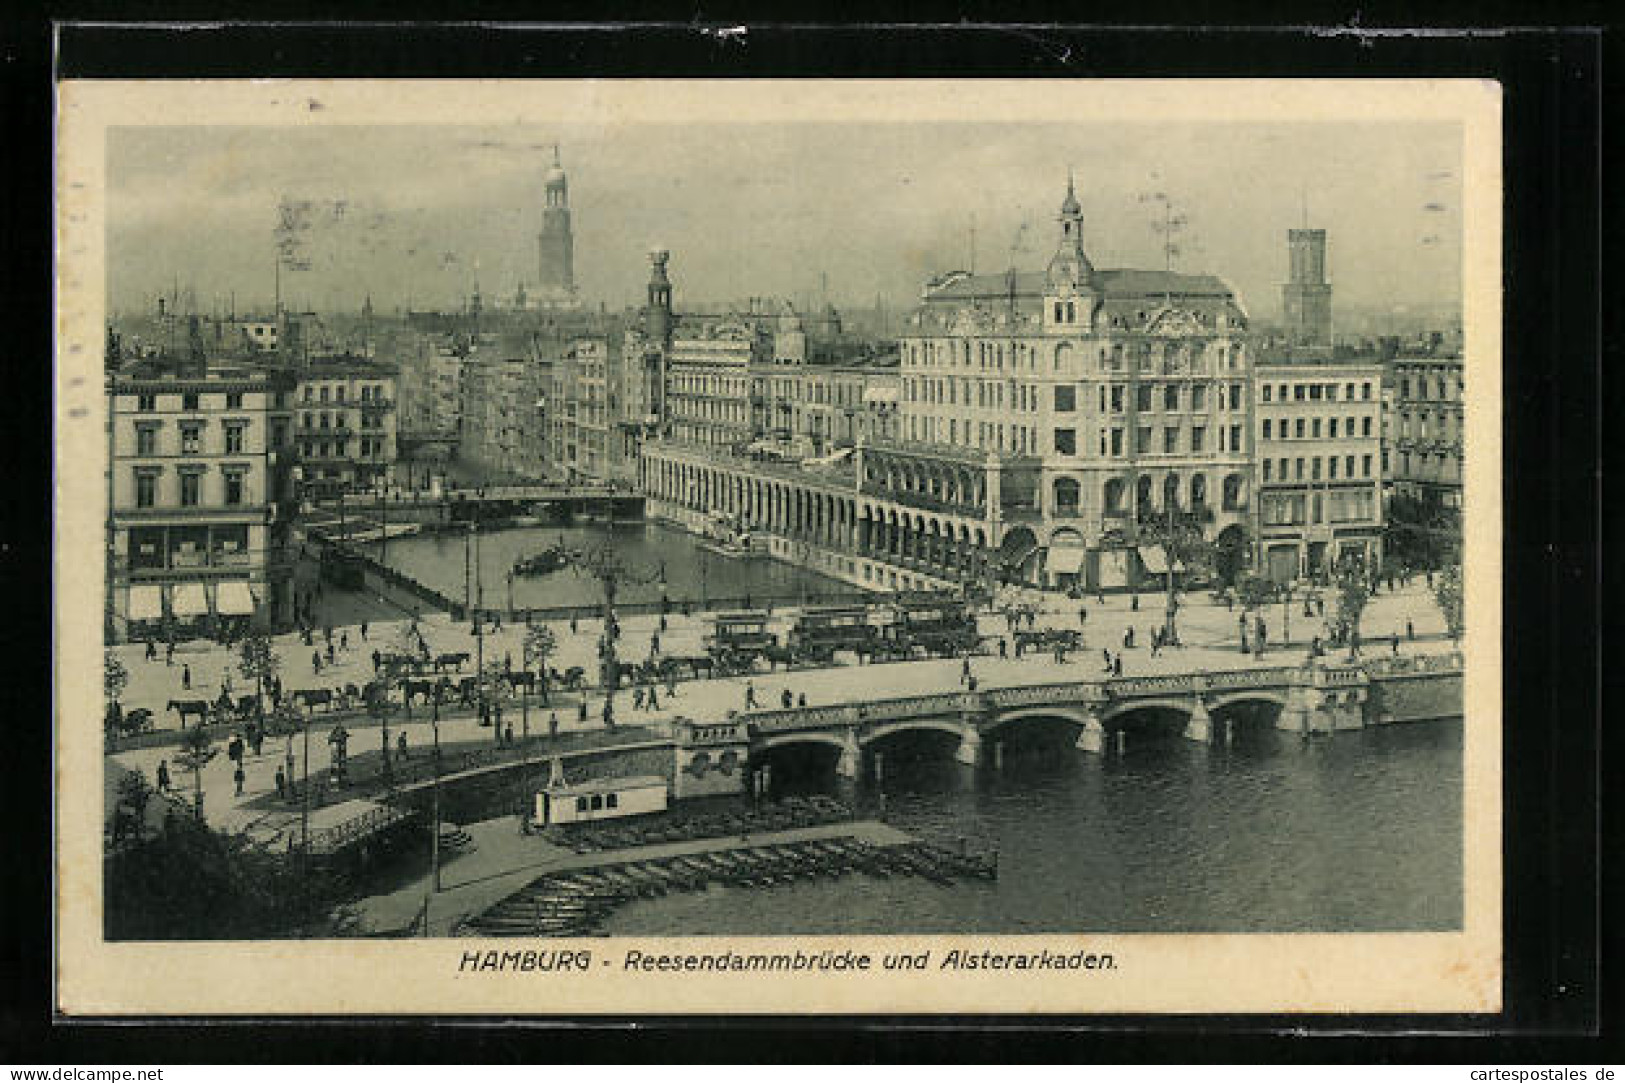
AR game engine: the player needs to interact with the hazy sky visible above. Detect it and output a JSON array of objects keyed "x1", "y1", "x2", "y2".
[{"x1": 107, "y1": 120, "x2": 1461, "y2": 319}]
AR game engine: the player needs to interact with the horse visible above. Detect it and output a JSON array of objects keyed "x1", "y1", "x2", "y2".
[
  {"x1": 434, "y1": 651, "x2": 471, "y2": 673},
  {"x1": 292, "y1": 688, "x2": 334, "y2": 712},
  {"x1": 506, "y1": 671, "x2": 537, "y2": 691},
  {"x1": 119, "y1": 708, "x2": 155, "y2": 737},
  {"x1": 663, "y1": 655, "x2": 713, "y2": 680},
  {"x1": 555, "y1": 666, "x2": 587, "y2": 691},
  {"x1": 167, "y1": 699, "x2": 210, "y2": 729},
  {"x1": 453, "y1": 676, "x2": 479, "y2": 705},
  {"x1": 762, "y1": 644, "x2": 796, "y2": 671},
  {"x1": 401, "y1": 678, "x2": 437, "y2": 706}
]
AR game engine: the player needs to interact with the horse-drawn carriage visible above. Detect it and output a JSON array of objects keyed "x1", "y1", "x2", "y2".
[
  {"x1": 1012, "y1": 627, "x2": 1084, "y2": 655},
  {"x1": 788, "y1": 605, "x2": 877, "y2": 665}
]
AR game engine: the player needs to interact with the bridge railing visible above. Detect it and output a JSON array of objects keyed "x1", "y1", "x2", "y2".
[{"x1": 1361, "y1": 651, "x2": 1464, "y2": 678}]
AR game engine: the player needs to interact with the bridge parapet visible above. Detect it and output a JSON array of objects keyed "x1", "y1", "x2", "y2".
[
  {"x1": 985, "y1": 681, "x2": 1104, "y2": 709},
  {"x1": 1361, "y1": 651, "x2": 1464, "y2": 678}
]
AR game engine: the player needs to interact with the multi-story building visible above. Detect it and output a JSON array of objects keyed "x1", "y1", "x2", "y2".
[
  {"x1": 107, "y1": 358, "x2": 296, "y2": 640},
  {"x1": 545, "y1": 337, "x2": 614, "y2": 481},
  {"x1": 641, "y1": 179, "x2": 1256, "y2": 595},
  {"x1": 291, "y1": 356, "x2": 399, "y2": 497},
  {"x1": 749, "y1": 356, "x2": 901, "y2": 456},
  {"x1": 664, "y1": 320, "x2": 764, "y2": 449},
  {"x1": 1253, "y1": 360, "x2": 1385, "y2": 582},
  {"x1": 1388, "y1": 354, "x2": 1464, "y2": 509}
]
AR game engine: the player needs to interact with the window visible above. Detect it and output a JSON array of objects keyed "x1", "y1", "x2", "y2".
[
  {"x1": 1262, "y1": 419, "x2": 1272, "y2": 439},
  {"x1": 180, "y1": 423, "x2": 202, "y2": 454},
  {"x1": 1328, "y1": 418, "x2": 1338, "y2": 438},
  {"x1": 1163, "y1": 427, "x2": 1177, "y2": 453},
  {"x1": 137, "y1": 393, "x2": 157, "y2": 412},
  {"x1": 575, "y1": 796, "x2": 589, "y2": 814},
  {"x1": 1362, "y1": 454, "x2": 1372, "y2": 477},
  {"x1": 1230, "y1": 425, "x2": 1241, "y2": 451},
  {"x1": 605, "y1": 793, "x2": 619, "y2": 810},
  {"x1": 1191, "y1": 384, "x2": 1207, "y2": 410},
  {"x1": 1295, "y1": 418, "x2": 1306, "y2": 438},
  {"x1": 1294, "y1": 385, "x2": 1306, "y2": 401},
  {"x1": 226, "y1": 391, "x2": 243, "y2": 409},
  {"x1": 1346, "y1": 454, "x2": 1356, "y2": 477},
  {"x1": 1110, "y1": 428, "x2": 1123, "y2": 456},
  {"x1": 1053, "y1": 428, "x2": 1076, "y2": 455},
  {"x1": 1136, "y1": 384, "x2": 1153, "y2": 412},
  {"x1": 1311, "y1": 418, "x2": 1322, "y2": 439},
  {"x1": 224, "y1": 471, "x2": 244, "y2": 506},
  {"x1": 1362, "y1": 416, "x2": 1373, "y2": 437},
  {"x1": 590, "y1": 794, "x2": 603, "y2": 811},
  {"x1": 135, "y1": 472, "x2": 156, "y2": 508},
  {"x1": 1328, "y1": 457, "x2": 1339, "y2": 479},
  {"x1": 1190, "y1": 426, "x2": 1206, "y2": 453},
  {"x1": 180, "y1": 472, "x2": 201, "y2": 507},
  {"x1": 1054, "y1": 385, "x2": 1076, "y2": 412},
  {"x1": 1263, "y1": 459, "x2": 1273, "y2": 481},
  {"x1": 224, "y1": 424, "x2": 245, "y2": 454},
  {"x1": 135, "y1": 425, "x2": 157, "y2": 456},
  {"x1": 1111, "y1": 385, "x2": 1124, "y2": 413},
  {"x1": 182, "y1": 392, "x2": 200, "y2": 411},
  {"x1": 1262, "y1": 385, "x2": 1273, "y2": 403},
  {"x1": 1164, "y1": 385, "x2": 1179, "y2": 411},
  {"x1": 1295, "y1": 458, "x2": 1305, "y2": 480},
  {"x1": 319, "y1": 386, "x2": 330, "y2": 403},
  {"x1": 1311, "y1": 457, "x2": 1322, "y2": 480},
  {"x1": 1137, "y1": 426, "x2": 1152, "y2": 454}
]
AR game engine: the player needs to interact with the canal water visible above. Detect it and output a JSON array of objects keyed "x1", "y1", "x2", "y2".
[
  {"x1": 598, "y1": 715, "x2": 1463, "y2": 935},
  {"x1": 369, "y1": 522, "x2": 851, "y2": 611}
]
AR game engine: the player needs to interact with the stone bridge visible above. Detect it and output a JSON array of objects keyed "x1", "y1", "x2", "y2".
[{"x1": 739, "y1": 652, "x2": 1464, "y2": 775}]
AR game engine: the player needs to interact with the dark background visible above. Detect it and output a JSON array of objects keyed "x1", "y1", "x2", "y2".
[{"x1": 3, "y1": 9, "x2": 1609, "y2": 1063}]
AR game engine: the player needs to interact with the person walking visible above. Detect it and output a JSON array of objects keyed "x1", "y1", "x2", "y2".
[
  {"x1": 181, "y1": 664, "x2": 192, "y2": 691},
  {"x1": 274, "y1": 765, "x2": 287, "y2": 801},
  {"x1": 647, "y1": 686, "x2": 660, "y2": 711},
  {"x1": 632, "y1": 686, "x2": 646, "y2": 710},
  {"x1": 360, "y1": 621, "x2": 369, "y2": 641},
  {"x1": 339, "y1": 631, "x2": 348, "y2": 652},
  {"x1": 233, "y1": 762, "x2": 245, "y2": 796},
  {"x1": 145, "y1": 639, "x2": 157, "y2": 662},
  {"x1": 1391, "y1": 633, "x2": 1400, "y2": 654},
  {"x1": 577, "y1": 699, "x2": 588, "y2": 723},
  {"x1": 156, "y1": 759, "x2": 171, "y2": 794},
  {"x1": 745, "y1": 682, "x2": 758, "y2": 710},
  {"x1": 397, "y1": 730, "x2": 409, "y2": 761},
  {"x1": 312, "y1": 650, "x2": 322, "y2": 675},
  {"x1": 602, "y1": 698, "x2": 615, "y2": 728},
  {"x1": 780, "y1": 688, "x2": 793, "y2": 709},
  {"x1": 797, "y1": 692, "x2": 807, "y2": 708},
  {"x1": 504, "y1": 722, "x2": 515, "y2": 747},
  {"x1": 165, "y1": 640, "x2": 175, "y2": 667},
  {"x1": 372, "y1": 649, "x2": 382, "y2": 674},
  {"x1": 998, "y1": 637, "x2": 1008, "y2": 659},
  {"x1": 1407, "y1": 618, "x2": 1416, "y2": 641},
  {"x1": 548, "y1": 712, "x2": 559, "y2": 739},
  {"x1": 1131, "y1": 594, "x2": 1139, "y2": 612},
  {"x1": 960, "y1": 656, "x2": 972, "y2": 685}
]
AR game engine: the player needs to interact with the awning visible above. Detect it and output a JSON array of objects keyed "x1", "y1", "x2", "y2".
[
  {"x1": 1137, "y1": 547, "x2": 1185, "y2": 575},
  {"x1": 171, "y1": 582, "x2": 209, "y2": 617},
  {"x1": 1046, "y1": 548, "x2": 1086, "y2": 575},
  {"x1": 999, "y1": 531, "x2": 1039, "y2": 566},
  {"x1": 128, "y1": 584, "x2": 164, "y2": 622},
  {"x1": 216, "y1": 580, "x2": 256, "y2": 616}
]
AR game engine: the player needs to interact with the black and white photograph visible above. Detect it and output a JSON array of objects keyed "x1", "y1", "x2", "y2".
[{"x1": 54, "y1": 78, "x2": 1500, "y2": 1016}]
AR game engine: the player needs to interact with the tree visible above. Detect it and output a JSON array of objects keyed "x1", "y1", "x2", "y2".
[
  {"x1": 1433, "y1": 564, "x2": 1464, "y2": 643},
  {"x1": 104, "y1": 649, "x2": 129, "y2": 741},
  {"x1": 1138, "y1": 510, "x2": 1213, "y2": 643},
  {"x1": 1213, "y1": 525, "x2": 1251, "y2": 589},
  {"x1": 173, "y1": 725, "x2": 218, "y2": 822},
  {"x1": 523, "y1": 624, "x2": 558, "y2": 706},
  {"x1": 1332, "y1": 556, "x2": 1373, "y2": 660},
  {"x1": 237, "y1": 633, "x2": 280, "y2": 722}
]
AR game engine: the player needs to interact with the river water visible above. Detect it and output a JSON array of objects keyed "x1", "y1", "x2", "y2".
[
  {"x1": 369, "y1": 522, "x2": 851, "y2": 611},
  {"x1": 598, "y1": 715, "x2": 1463, "y2": 935}
]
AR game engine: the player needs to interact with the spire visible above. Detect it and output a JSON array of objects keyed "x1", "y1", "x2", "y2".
[
  {"x1": 1060, "y1": 167, "x2": 1080, "y2": 216},
  {"x1": 1048, "y1": 172, "x2": 1094, "y2": 289}
]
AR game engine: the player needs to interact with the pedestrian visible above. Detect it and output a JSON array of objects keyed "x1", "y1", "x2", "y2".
[
  {"x1": 1391, "y1": 633, "x2": 1400, "y2": 655},
  {"x1": 372, "y1": 649, "x2": 381, "y2": 674},
  {"x1": 797, "y1": 692, "x2": 807, "y2": 708},
  {"x1": 340, "y1": 631, "x2": 349, "y2": 651},
  {"x1": 1131, "y1": 594, "x2": 1139, "y2": 612},
  {"x1": 548, "y1": 712, "x2": 559, "y2": 739},
  {"x1": 647, "y1": 686, "x2": 660, "y2": 711},
  {"x1": 960, "y1": 656, "x2": 972, "y2": 684},
  {"x1": 274, "y1": 765, "x2": 287, "y2": 800},
  {"x1": 165, "y1": 640, "x2": 174, "y2": 666},
  {"x1": 577, "y1": 699, "x2": 588, "y2": 723},
  {"x1": 632, "y1": 686, "x2": 646, "y2": 710},
  {"x1": 1316, "y1": 597, "x2": 1326, "y2": 618},
  {"x1": 250, "y1": 724, "x2": 263, "y2": 757},
  {"x1": 1079, "y1": 606, "x2": 1088, "y2": 626},
  {"x1": 181, "y1": 664, "x2": 192, "y2": 690},
  {"x1": 781, "y1": 688, "x2": 793, "y2": 709},
  {"x1": 1112, "y1": 653, "x2": 1123, "y2": 677},
  {"x1": 145, "y1": 639, "x2": 157, "y2": 662},
  {"x1": 504, "y1": 651, "x2": 512, "y2": 673},
  {"x1": 360, "y1": 621, "x2": 369, "y2": 641},
  {"x1": 156, "y1": 759, "x2": 171, "y2": 793},
  {"x1": 602, "y1": 699, "x2": 615, "y2": 728},
  {"x1": 233, "y1": 763, "x2": 245, "y2": 796},
  {"x1": 323, "y1": 625, "x2": 332, "y2": 647},
  {"x1": 967, "y1": 675, "x2": 978, "y2": 693},
  {"x1": 745, "y1": 682, "x2": 758, "y2": 710},
  {"x1": 312, "y1": 650, "x2": 322, "y2": 675},
  {"x1": 569, "y1": 615, "x2": 578, "y2": 635},
  {"x1": 1407, "y1": 619, "x2": 1416, "y2": 641},
  {"x1": 998, "y1": 638, "x2": 1008, "y2": 659},
  {"x1": 325, "y1": 643, "x2": 336, "y2": 665},
  {"x1": 505, "y1": 722, "x2": 514, "y2": 747}
]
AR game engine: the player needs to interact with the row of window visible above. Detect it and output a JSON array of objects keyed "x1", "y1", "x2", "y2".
[
  {"x1": 905, "y1": 337, "x2": 1244, "y2": 376},
  {"x1": 298, "y1": 437, "x2": 389, "y2": 459},
  {"x1": 1261, "y1": 415, "x2": 1376, "y2": 440},
  {"x1": 1259, "y1": 380, "x2": 1375, "y2": 403},
  {"x1": 1261, "y1": 454, "x2": 1375, "y2": 482},
  {"x1": 1090, "y1": 474, "x2": 1248, "y2": 516},
  {"x1": 299, "y1": 411, "x2": 387, "y2": 431},
  {"x1": 1398, "y1": 374, "x2": 1464, "y2": 402},
  {"x1": 132, "y1": 466, "x2": 250, "y2": 509},
  {"x1": 133, "y1": 419, "x2": 249, "y2": 456},
  {"x1": 1260, "y1": 488, "x2": 1377, "y2": 527},
  {"x1": 904, "y1": 377, "x2": 1247, "y2": 414},
  {"x1": 134, "y1": 390, "x2": 246, "y2": 412},
  {"x1": 300, "y1": 383, "x2": 390, "y2": 404}
]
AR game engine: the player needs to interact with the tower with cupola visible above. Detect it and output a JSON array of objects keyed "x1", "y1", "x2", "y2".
[{"x1": 1043, "y1": 171, "x2": 1098, "y2": 334}]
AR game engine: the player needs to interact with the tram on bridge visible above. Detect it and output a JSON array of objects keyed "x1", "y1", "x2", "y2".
[
  {"x1": 705, "y1": 610, "x2": 780, "y2": 667},
  {"x1": 884, "y1": 591, "x2": 981, "y2": 658},
  {"x1": 788, "y1": 605, "x2": 879, "y2": 664}
]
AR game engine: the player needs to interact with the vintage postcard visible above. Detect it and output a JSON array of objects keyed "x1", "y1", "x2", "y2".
[{"x1": 54, "y1": 78, "x2": 1501, "y2": 1016}]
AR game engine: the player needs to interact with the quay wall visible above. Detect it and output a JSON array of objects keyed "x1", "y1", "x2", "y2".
[{"x1": 1364, "y1": 664, "x2": 1466, "y2": 724}]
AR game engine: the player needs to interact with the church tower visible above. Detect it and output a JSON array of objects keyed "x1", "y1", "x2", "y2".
[
  {"x1": 537, "y1": 144, "x2": 576, "y2": 302},
  {"x1": 1043, "y1": 172, "x2": 1097, "y2": 333},
  {"x1": 1281, "y1": 228, "x2": 1332, "y2": 348}
]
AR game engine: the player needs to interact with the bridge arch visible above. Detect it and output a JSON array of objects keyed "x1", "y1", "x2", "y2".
[
  {"x1": 985, "y1": 705, "x2": 1099, "y2": 733},
  {"x1": 1099, "y1": 697, "x2": 1197, "y2": 724},
  {"x1": 755, "y1": 730, "x2": 851, "y2": 755},
  {"x1": 1208, "y1": 690, "x2": 1290, "y2": 713},
  {"x1": 862, "y1": 719, "x2": 967, "y2": 746}
]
